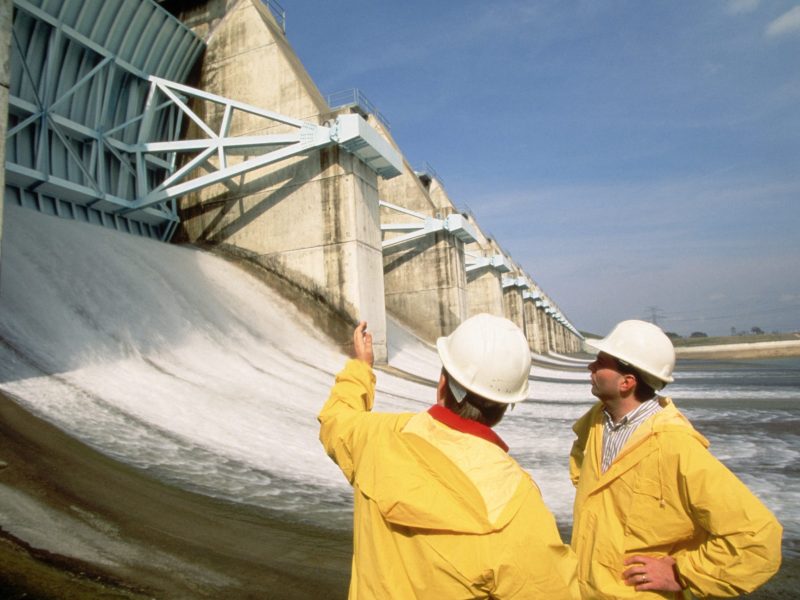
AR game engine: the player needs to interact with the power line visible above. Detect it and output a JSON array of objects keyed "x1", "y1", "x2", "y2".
[
  {"x1": 644, "y1": 306, "x2": 666, "y2": 326},
  {"x1": 660, "y1": 302, "x2": 800, "y2": 323}
]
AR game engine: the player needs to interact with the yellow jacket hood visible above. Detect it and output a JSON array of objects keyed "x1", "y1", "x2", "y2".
[{"x1": 356, "y1": 410, "x2": 532, "y2": 534}]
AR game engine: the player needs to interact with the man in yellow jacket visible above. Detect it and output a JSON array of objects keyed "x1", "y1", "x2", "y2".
[
  {"x1": 571, "y1": 320, "x2": 782, "y2": 599},
  {"x1": 320, "y1": 315, "x2": 578, "y2": 599}
]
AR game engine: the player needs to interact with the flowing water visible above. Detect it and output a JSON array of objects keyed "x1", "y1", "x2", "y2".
[{"x1": 1, "y1": 204, "x2": 797, "y2": 558}]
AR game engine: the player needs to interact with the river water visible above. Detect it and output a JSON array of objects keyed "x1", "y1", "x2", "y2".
[
  {"x1": 490, "y1": 356, "x2": 800, "y2": 554},
  {"x1": 0, "y1": 204, "x2": 797, "y2": 559},
  {"x1": 667, "y1": 357, "x2": 800, "y2": 555}
]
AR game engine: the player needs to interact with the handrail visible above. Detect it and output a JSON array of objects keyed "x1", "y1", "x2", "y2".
[
  {"x1": 326, "y1": 88, "x2": 391, "y2": 130},
  {"x1": 261, "y1": 0, "x2": 286, "y2": 33},
  {"x1": 414, "y1": 161, "x2": 445, "y2": 187}
]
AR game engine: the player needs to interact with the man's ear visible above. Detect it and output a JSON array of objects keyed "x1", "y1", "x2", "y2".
[
  {"x1": 436, "y1": 373, "x2": 447, "y2": 407},
  {"x1": 619, "y1": 373, "x2": 637, "y2": 394}
]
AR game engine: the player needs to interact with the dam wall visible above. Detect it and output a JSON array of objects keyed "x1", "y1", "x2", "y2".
[{"x1": 2, "y1": 0, "x2": 583, "y2": 357}]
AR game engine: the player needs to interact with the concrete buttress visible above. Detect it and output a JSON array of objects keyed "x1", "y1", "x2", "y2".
[
  {"x1": 503, "y1": 286, "x2": 525, "y2": 334},
  {"x1": 523, "y1": 298, "x2": 541, "y2": 353},
  {"x1": 534, "y1": 305, "x2": 547, "y2": 353},
  {"x1": 467, "y1": 266, "x2": 504, "y2": 319},
  {"x1": 377, "y1": 132, "x2": 467, "y2": 343},
  {"x1": 464, "y1": 231, "x2": 505, "y2": 319}
]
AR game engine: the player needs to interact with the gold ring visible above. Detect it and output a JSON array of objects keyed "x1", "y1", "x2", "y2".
[{"x1": 641, "y1": 575, "x2": 647, "y2": 583}]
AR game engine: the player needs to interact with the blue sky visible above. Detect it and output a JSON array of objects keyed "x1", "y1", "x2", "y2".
[{"x1": 285, "y1": 0, "x2": 800, "y2": 336}]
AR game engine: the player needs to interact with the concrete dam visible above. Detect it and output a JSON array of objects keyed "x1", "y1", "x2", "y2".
[
  {"x1": 1, "y1": 0, "x2": 582, "y2": 359},
  {"x1": 0, "y1": 0, "x2": 592, "y2": 595}
]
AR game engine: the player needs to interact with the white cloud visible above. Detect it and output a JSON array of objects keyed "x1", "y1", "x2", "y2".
[
  {"x1": 727, "y1": 0, "x2": 760, "y2": 15},
  {"x1": 766, "y1": 6, "x2": 800, "y2": 37}
]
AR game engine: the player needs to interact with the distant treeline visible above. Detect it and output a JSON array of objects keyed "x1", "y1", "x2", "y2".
[
  {"x1": 670, "y1": 332, "x2": 800, "y2": 347},
  {"x1": 579, "y1": 330, "x2": 800, "y2": 348}
]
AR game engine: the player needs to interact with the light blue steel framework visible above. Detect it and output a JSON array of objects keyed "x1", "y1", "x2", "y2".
[
  {"x1": 126, "y1": 80, "x2": 401, "y2": 210},
  {"x1": 6, "y1": 0, "x2": 205, "y2": 240},
  {"x1": 502, "y1": 275, "x2": 529, "y2": 290},
  {"x1": 379, "y1": 199, "x2": 478, "y2": 251},
  {"x1": 464, "y1": 250, "x2": 510, "y2": 275},
  {"x1": 6, "y1": 0, "x2": 402, "y2": 241}
]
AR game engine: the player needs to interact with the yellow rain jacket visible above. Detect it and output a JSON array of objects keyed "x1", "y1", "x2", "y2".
[
  {"x1": 570, "y1": 397, "x2": 782, "y2": 599},
  {"x1": 320, "y1": 359, "x2": 578, "y2": 599}
]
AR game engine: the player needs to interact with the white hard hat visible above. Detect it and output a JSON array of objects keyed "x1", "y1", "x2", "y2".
[
  {"x1": 585, "y1": 320, "x2": 675, "y2": 390},
  {"x1": 436, "y1": 313, "x2": 531, "y2": 404}
]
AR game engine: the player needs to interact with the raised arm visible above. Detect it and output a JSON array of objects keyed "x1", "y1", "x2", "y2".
[{"x1": 318, "y1": 322, "x2": 376, "y2": 483}]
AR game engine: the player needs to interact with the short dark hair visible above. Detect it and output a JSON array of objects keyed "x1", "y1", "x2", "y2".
[
  {"x1": 614, "y1": 359, "x2": 656, "y2": 401},
  {"x1": 441, "y1": 370, "x2": 508, "y2": 427}
]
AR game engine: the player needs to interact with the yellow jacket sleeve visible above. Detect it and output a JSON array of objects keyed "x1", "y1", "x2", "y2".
[
  {"x1": 673, "y1": 439, "x2": 783, "y2": 597},
  {"x1": 318, "y1": 359, "x2": 376, "y2": 483},
  {"x1": 569, "y1": 405, "x2": 595, "y2": 487},
  {"x1": 318, "y1": 359, "x2": 410, "y2": 484}
]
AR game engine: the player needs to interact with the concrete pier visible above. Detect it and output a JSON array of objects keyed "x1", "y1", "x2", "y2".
[
  {"x1": 533, "y1": 295, "x2": 551, "y2": 353},
  {"x1": 502, "y1": 272, "x2": 527, "y2": 334},
  {"x1": 463, "y1": 217, "x2": 506, "y2": 319},
  {"x1": 378, "y1": 152, "x2": 468, "y2": 343},
  {"x1": 545, "y1": 315, "x2": 558, "y2": 353},
  {"x1": 523, "y1": 291, "x2": 545, "y2": 353}
]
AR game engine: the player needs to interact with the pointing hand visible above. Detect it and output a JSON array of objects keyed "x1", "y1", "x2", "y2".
[{"x1": 354, "y1": 321, "x2": 374, "y2": 367}]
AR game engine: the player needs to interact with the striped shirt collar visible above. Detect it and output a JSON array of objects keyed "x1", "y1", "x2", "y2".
[
  {"x1": 601, "y1": 398, "x2": 662, "y2": 472},
  {"x1": 603, "y1": 397, "x2": 661, "y2": 430},
  {"x1": 428, "y1": 405, "x2": 509, "y2": 453}
]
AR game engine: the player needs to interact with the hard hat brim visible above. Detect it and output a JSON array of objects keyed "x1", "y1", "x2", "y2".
[{"x1": 585, "y1": 338, "x2": 674, "y2": 388}]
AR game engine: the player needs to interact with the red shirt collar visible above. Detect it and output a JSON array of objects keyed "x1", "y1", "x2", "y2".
[{"x1": 427, "y1": 405, "x2": 509, "y2": 453}]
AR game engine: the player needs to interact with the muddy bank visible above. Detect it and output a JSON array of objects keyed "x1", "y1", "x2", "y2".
[
  {"x1": 0, "y1": 391, "x2": 352, "y2": 599},
  {"x1": 1, "y1": 389, "x2": 796, "y2": 599}
]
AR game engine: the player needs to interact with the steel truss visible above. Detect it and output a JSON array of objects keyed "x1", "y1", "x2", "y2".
[
  {"x1": 465, "y1": 250, "x2": 510, "y2": 274},
  {"x1": 7, "y1": 0, "x2": 401, "y2": 241},
  {"x1": 522, "y1": 290, "x2": 541, "y2": 301},
  {"x1": 379, "y1": 200, "x2": 477, "y2": 251},
  {"x1": 126, "y1": 78, "x2": 401, "y2": 211},
  {"x1": 502, "y1": 276, "x2": 530, "y2": 290}
]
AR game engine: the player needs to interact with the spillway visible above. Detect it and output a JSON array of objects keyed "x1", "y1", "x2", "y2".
[{"x1": 0, "y1": 204, "x2": 592, "y2": 528}]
